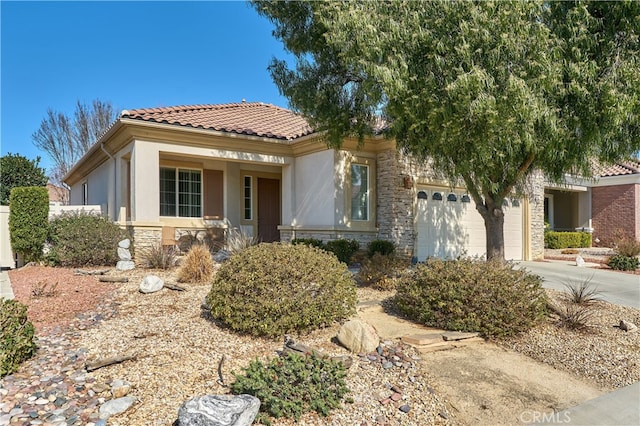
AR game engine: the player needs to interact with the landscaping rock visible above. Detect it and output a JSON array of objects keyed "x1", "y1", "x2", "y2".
[
  {"x1": 139, "y1": 275, "x2": 164, "y2": 294},
  {"x1": 213, "y1": 249, "x2": 231, "y2": 263},
  {"x1": 110, "y1": 379, "x2": 131, "y2": 398},
  {"x1": 337, "y1": 319, "x2": 380, "y2": 353},
  {"x1": 575, "y1": 255, "x2": 585, "y2": 267},
  {"x1": 176, "y1": 394, "x2": 260, "y2": 426},
  {"x1": 116, "y1": 260, "x2": 135, "y2": 271},
  {"x1": 118, "y1": 239, "x2": 131, "y2": 249},
  {"x1": 99, "y1": 396, "x2": 136, "y2": 419},
  {"x1": 117, "y1": 247, "x2": 132, "y2": 261},
  {"x1": 620, "y1": 320, "x2": 638, "y2": 332}
]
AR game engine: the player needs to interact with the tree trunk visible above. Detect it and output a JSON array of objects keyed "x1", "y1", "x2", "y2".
[{"x1": 477, "y1": 199, "x2": 505, "y2": 261}]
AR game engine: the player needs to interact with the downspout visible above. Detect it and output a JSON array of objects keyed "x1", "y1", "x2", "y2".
[{"x1": 100, "y1": 142, "x2": 116, "y2": 221}]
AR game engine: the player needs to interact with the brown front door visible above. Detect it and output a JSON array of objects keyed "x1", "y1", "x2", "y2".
[{"x1": 257, "y1": 178, "x2": 281, "y2": 242}]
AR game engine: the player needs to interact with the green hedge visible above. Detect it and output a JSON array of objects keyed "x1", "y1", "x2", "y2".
[
  {"x1": 9, "y1": 186, "x2": 49, "y2": 262},
  {"x1": 545, "y1": 231, "x2": 592, "y2": 249}
]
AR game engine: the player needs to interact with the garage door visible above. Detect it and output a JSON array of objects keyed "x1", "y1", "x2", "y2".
[{"x1": 415, "y1": 188, "x2": 523, "y2": 261}]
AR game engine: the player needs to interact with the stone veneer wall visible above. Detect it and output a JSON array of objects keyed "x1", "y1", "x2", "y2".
[
  {"x1": 528, "y1": 171, "x2": 545, "y2": 260},
  {"x1": 279, "y1": 229, "x2": 378, "y2": 250},
  {"x1": 126, "y1": 225, "x2": 162, "y2": 258},
  {"x1": 376, "y1": 150, "x2": 416, "y2": 258}
]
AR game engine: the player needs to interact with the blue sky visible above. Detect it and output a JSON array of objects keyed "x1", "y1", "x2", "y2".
[{"x1": 1, "y1": 1, "x2": 292, "y2": 174}]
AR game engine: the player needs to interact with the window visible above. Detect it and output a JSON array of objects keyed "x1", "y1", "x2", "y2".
[
  {"x1": 417, "y1": 191, "x2": 428, "y2": 200},
  {"x1": 81, "y1": 181, "x2": 88, "y2": 205},
  {"x1": 244, "y1": 176, "x2": 252, "y2": 220},
  {"x1": 432, "y1": 192, "x2": 443, "y2": 201},
  {"x1": 350, "y1": 164, "x2": 369, "y2": 221},
  {"x1": 461, "y1": 194, "x2": 471, "y2": 203},
  {"x1": 160, "y1": 167, "x2": 201, "y2": 217},
  {"x1": 447, "y1": 193, "x2": 457, "y2": 202}
]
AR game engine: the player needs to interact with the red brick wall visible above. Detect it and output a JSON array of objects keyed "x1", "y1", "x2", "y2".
[{"x1": 592, "y1": 184, "x2": 639, "y2": 246}]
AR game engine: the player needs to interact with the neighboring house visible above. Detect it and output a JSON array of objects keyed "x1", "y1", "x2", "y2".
[
  {"x1": 47, "y1": 183, "x2": 69, "y2": 206},
  {"x1": 63, "y1": 102, "x2": 545, "y2": 261},
  {"x1": 544, "y1": 159, "x2": 640, "y2": 246}
]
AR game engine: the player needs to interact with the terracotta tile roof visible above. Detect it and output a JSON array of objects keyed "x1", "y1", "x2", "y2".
[
  {"x1": 592, "y1": 159, "x2": 640, "y2": 177},
  {"x1": 120, "y1": 102, "x2": 314, "y2": 141}
]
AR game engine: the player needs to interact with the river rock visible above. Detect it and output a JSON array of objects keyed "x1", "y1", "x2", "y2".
[
  {"x1": 177, "y1": 394, "x2": 260, "y2": 426},
  {"x1": 116, "y1": 260, "x2": 135, "y2": 271},
  {"x1": 99, "y1": 396, "x2": 136, "y2": 419},
  {"x1": 118, "y1": 247, "x2": 132, "y2": 261},
  {"x1": 139, "y1": 275, "x2": 164, "y2": 294},
  {"x1": 111, "y1": 379, "x2": 131, "y2": 398},
  {"x1": 575, "y1": 255, "x2": 585, "y2": 267},
  {"x1": 337, "y1": 319, "x2": 380, "y2": 353},
  {"x1": 118, "y1": 239, "x2": 131, "y2": 249}
]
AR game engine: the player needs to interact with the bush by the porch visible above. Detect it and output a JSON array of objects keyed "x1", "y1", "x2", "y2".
[
  {"x1": 206, "y1": 242, "x2": 356, "y2": 337},
  {"x1": 545, "y1": 231, "x2": 592, "y2": 249},
  {"x1": 393, "y1": 258, "x2": 548, "y2": 338}
]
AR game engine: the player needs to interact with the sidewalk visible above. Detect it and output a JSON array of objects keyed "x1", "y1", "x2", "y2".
[{"x1": 0, "y1": 270, "x2": 14, "y2": 300}]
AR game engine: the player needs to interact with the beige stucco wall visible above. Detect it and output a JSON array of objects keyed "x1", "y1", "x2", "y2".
[{"x1": 290, "y1": 149, "x2": 335, "y2": 227}]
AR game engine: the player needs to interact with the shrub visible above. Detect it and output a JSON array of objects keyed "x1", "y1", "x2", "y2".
[
  {"x1": 325, "y1": 239, "x2": 360, "y2": 264},
  {"x1": 139, "y1": 243, "x2": 177, "y2": 269},
  {"x1": 367, "y1": 239, "x2": 395, "y2": 257},
  {"x1": 562, "y1": 275, "x2": 601, "y2": 305},
  {"x1": 614, "y1": 236, "x2": 640, "y2": 258},
  {"x1": 291, "y1": 238, "x2": 325, "y2": 249},
  {"x1": 551, "y1": 304, "x2": 595, "y2": 331},
  {"x1": 47, "y1": 212, "x2": 130, "y2": 267},
  {"x1": 607, "y1": 254, "x2": 639, "y2": 271},
  {"x1": 357, "y1": 253, "x2": 409, "y2": 291},
  {"x1": 1, "y1": 299, "x2": 37, "y2": 377},
  {"x1": 225, "y1": 227, "x2": 258, "y2": 255},
  {"x1": 9, "y1": 187, "x2": 49, "y2": 262},
  {"x1": 206, "y1": 243, "x2": 356, "y2": 337},
  {"x1": 545, "y1": 231, "x2": 591, "y2": 249},
  {"x1": 232, "y1": 352, "x2": 349, "y2": 423},
  {"x1": 561, "y1": 248, "x2": 579, "y2": 255},
  {"x1": 393, "y1": 258, "x2": 548, "y2": 338},
  {"x1": 177, "y1": 244, "x2": 214, "y2": 283}
]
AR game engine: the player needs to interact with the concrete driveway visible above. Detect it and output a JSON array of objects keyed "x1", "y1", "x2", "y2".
[{"x1": 516, "y1": 260, "x2": 639, "y2": 309}]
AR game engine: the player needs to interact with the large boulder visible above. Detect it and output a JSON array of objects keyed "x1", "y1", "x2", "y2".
[
  {"x1": 118, "y1": 247, "x2": 132, "y2": 261},
  {"x1": 337, "y1": 319, "x2": 380, "y2": 353},
  {"x1": 140, "y1": 275, "x2": 164, "y2": 294},
  {"x1": 177, "y1": 394, "x2": 260, "y2": 426}
]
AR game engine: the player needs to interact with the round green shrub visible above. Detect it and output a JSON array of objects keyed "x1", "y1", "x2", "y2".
[
  {"x1": 232, "y1": 352, "x2": 350, "y2": 422},
  {"x1": 607, "y1": 254, "x2": 639, "y2": 271},
  {"x1": 206, "y1": 242, "x2": 356, "y2": 337},
  {"x1": 1, "y1": 299, "x2": 37, "y2": 377},
  {"x1": 324, "y1": 239, "x2": 359, "y2": 264},
  {"x1": 367, "y1": 239, "x2": 395, "y2": 257},
  {"x1": 47, "y1": 212, "x2": 131, "y2": 267},
  {"x1": 393, "y1": 258, "x2": 548, "y2": 338}
]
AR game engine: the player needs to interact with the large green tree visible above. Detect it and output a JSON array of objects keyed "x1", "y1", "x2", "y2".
[
  {"x1": 0, "y1": 153, "x2": 48, "y2": 205},
  {"x1": 253, "y1": 0, "x2": 640, "y2": 260}
]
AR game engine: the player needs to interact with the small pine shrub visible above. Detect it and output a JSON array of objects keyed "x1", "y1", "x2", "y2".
[
  {"x1": 206, "y1": 243, "x2": 356, "y2": 337},
  {"x1": 607, "y1": 254, "x2": 639, "y2": 271},
  {"x1": 357, "y1": 253, "x2": 409, "y2": 291},
  {"x1": 47, "y1": 212, "x2": 130, "y2": 267},
  {"x1": 393, "y1": 258, "x2": 548, "y2": 338},
  {"x1": 177, "y1": 244, "x2": 214, "y2": 283},
  {"x1": 232, "y1": 352, "x2": 350, "y2": 422},
  {"x1": 9, "y1": 186, "x2": 49, "y2": 262},
  {"x1": 325, "y1": 239, "x2": 360, "y2": 264},
  {"x1": 140, "y1": 243, "x2": 177, "y2": 269},
  {"x1": 291, "y1": 238, "x2": 325, "y2": 249},
  {"x1": 367, "y1": 239, "x2": 395, "y2": 257},
  {"x1": 1, "y1": 299, "x2": 37, "y2": 377}
]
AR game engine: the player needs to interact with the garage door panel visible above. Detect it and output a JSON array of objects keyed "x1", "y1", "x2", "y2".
[{"x1": 416, "y1": 188, "x2": 523, "y2": 262}]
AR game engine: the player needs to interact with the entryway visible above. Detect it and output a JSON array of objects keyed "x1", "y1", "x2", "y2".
[{"x1": 257, "y1": 178, "x2": 281, "y2": 242}]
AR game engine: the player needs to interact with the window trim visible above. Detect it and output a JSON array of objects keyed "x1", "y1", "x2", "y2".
[
  {"x1": 159, "y1": 166, "x2": 203, "y2": 218},
  {"x1": 81, "y1": 181, "x2": 88, "y2": 206},
  {"x1": 350, "y1": 163, "x2": 370, "y2": 222}
]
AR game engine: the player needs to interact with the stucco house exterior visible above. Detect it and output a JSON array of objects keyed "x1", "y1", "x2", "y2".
[
  {"x1": 63, "y1": 102, "x2": 545, "y2": 261},
  {"x1": 544, "y1": 159, "x2": 640, "y2": 246}
]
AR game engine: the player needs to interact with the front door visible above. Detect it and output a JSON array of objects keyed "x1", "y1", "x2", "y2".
[{"x1": 257, "y1": 178, "x2": 281, "y2": 242}]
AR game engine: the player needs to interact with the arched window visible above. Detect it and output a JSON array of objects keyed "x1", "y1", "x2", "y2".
[
  {"x1": 417, "y1": 191, "x2": 428, "y2": 200},
  {"x1": 432, "y1": 192, "x2": 443, "y2": 201},
  {"x1": 447, "y1": 193, "x2": 457, "y2": 202},
  {"x1": 461, "y1": 194, "x2": 471, "y2": 203}
]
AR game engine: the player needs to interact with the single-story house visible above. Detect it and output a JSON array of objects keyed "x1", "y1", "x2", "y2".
[
  {"x1": 544, "y1": 160, "x2": 640, "y2": 246},
  {"x1": 63, "y1": 102, "x2": 545, "y2": 261}
]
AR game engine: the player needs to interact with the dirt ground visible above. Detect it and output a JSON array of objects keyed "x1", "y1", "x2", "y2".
[{"x1": 358, "y1": 303, "x2": 606, "y2": 426}]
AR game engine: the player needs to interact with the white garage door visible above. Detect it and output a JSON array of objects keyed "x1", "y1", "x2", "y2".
[{"x1": 415, "y1": 188, "x2": 523, "y2": 261}]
